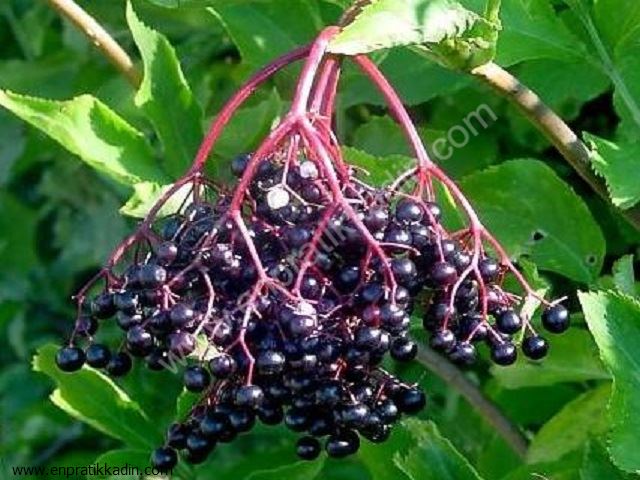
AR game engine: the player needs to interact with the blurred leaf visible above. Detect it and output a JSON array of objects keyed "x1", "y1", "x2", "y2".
[
  {"x1": 580, "y1": 440, "x2": 630, "y2": 480},
  {"x1": 461, "y1": 159, "x2": 606, "y2": 282},
  {"x1": 579, "y1": 290, "x2": 640, "y2": 473},
  {"x1": 612, "y1": 255, "x2": 637, "y2": 297},
  {"x1": 33, "y1": 344, "x2": 159, "y2": 450},
  {"x1": 393, "y1": 419, "x2": 484, "y2": 480},
  {"x1": 528, "y1": 384, "x2": 611, "y2": 464},
  {"x1": 342, "y1": 146, "x2": 414, "y2": 186},
  {"x1": 175, "y1": 389, "x2": 199, "y2": 419},
  {"x1": 208, "y1": 0, "x2": 322, "y2": 68},
  {"x1": 0, "y1": 191, "x2": 37, "y2": 273},
  {"x1": 351, "y1": 115, "x2": 410, "y2": 156},
  {"x1": 585, "y1": 133, "x2": 640, "y2": 210},
  {"x1": 247, "y1": 459, "x2": 325, "y2": 480},
  {"x1": 90, "y1": 449, "x2": 150, "y2": 479},
  {"x1": 127, "y1": 1, "x2": 203, "y2": 178},
  {"x1": 496, "y1": 0, "x2": 588, "y2": 66},
  {"x1": 491, "y1": 329, "x2": 609, "y2": 389},
  {"x1": 0, "y1": 91, "x2": 164, "y2": 185}
]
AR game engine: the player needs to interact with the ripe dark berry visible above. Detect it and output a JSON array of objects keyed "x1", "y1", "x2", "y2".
[
  {"x1": 522, "y1": 335, "x2": 549, "y2": 360},
  {"x1": 430, "y1": 329, "x2": 456, "y2": 352},
  {"x1": 542, "y1": 305, "x2": 570, "y2": 333},
  {"x1": 150, "y1": 446, "x2": 177, "y2": 472},
  {"x1": 257, "y1": 401, "x2": 284, "y2": 425},
  {"x1": 257, "y1": 350, "x2": 286, "y2": 375},
  {"x1": 126, "y1": 326, "x2": 154, "y2": 356},
  {"x1": 391, "y1": 258, "x2": 417, "y2": 285},
  {"x1": 364, "y1": 207, "x2": 389, "y2": 231},
  {"x1": 231, "y1": 153, "x2": 251, "y2": 177},
  {"x1": 491, "y1": 342, "x2": 518, "y2": 366},
  {"x1": 479, "y1": 258, "x2": 500, "y2": 282},
  {"x1": 355, "y1": 326, "x2": 382, "y2": 350},
  {"x1": 168, "y1": 331, "x2": 196, "y2": 357},
  {"x1": 335, "y1": 265, "x2": 361, "y2": 293},
  {"x1": 228, "y1": 408, "x2": 256, "y2": 432},
  {"x1": 186, "y1": 432, "x2": 213, "y2": 456},
  {"x1": 449, "y1": 342, "x2": 476, "y2": 366},
  {"x1": 340, "y1": 402, "x2": 370, "y2": 428},
  {"x1": 235, "y1": 385, "x2": 264, "y2": 409},
  {"x1": 289, "y1": 315, "x2": 316, "y2": 337},
  {"x1": 106, "y1": 352, "x2": 132, "y2": 377},
  {"x1": 200, "y1": 412, "x2": 232, "y2": 439},
  {"x1": 91, "y1": 293, "x2": 116, "y2": 319},
  {"x1": 137, "y1": 264, "x2": 167, "y2": 288},
  {"x1": 296, "y1": 436, "x2": 321, "y2": 460},
  {"x1": 395, "y1": 198, "x2": 423, "y2": 224},
  {"x1": 395, "y1": 387, "x2": 426, "y2": 414},
  {"x1": 495, "y1": 309, "x2": 522, "y2": 334},
  {"x1": 326, "y1": 430, "x2": 360, "y2": 458},
  {"x1": 55, "y1": 346, "x2": 85, "y2": 372},
  {"x1": 169, "y1": 303, "x2": 195, "y2": 328},
  {"x1": 390, "y1": 337, "x2": 418, "y2": 362},
  {"x1": 166, "y1": 422, "x2": 189, "y2": 449},
  {"x1": 184, "y1": 366, "x2": 211, "y2": 392},
  {"x1": 155, "y1": 241, "x2": 178, "y2": 265},
  {"x1": 85, "y1": 344, "x2": 111, "y2": 368},
  {"x1": 209, "y1": 354, "x2": 236, "y2": 379},
  {"x1": 430, "y1": 261, "x2": 457, "y2": 287},
  {"x1": 376, "y1": 399, "x2": 399, "y2": 423},
  {"x1": 423, "y1": 202, "x2": 442, "y2": 224},
  {"x1": 284, "y1": 407, "x2": 310, "y2": 432},
  {"x1": 114, "y1": 291, "x2": 138, "y2": 314}
]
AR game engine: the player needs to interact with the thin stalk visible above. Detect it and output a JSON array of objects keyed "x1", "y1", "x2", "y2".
[{"x1": 46, "y1": 0, "x2": 141, "y2": 87}]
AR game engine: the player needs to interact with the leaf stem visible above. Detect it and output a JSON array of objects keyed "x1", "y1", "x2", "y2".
[
  {"x1": 471, "y1": 61, "x2": 640, "y2": 231},
  {"x1": 416, "y1": 347, "x2": 528, "y2": 459},
  {"x1": 46, "y1": 0, "x2": 141, "y2": 88}
]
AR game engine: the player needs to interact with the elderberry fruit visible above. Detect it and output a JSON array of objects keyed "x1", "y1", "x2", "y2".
[
  {"x1": 85, "y1": 344, "x2": 111, "y2": 368},
  {"x1": 522, "y1": 335, "x2": 549, "y2": 360},
  {"x1": 542, "y1": 305, "x2": 570, "y2": 333},
  {"x1": 296, "y1": 436, "x2": 321, "y2": 460},
  {"x1": 184, "y1": 366, "x2": 211, "y2": 392},
  {"x1": 491, "y1": 342, "x2": 517, "y2": 366},
  {"x1": 56, "y1": 346, "x2": 85, "y2": 372}
]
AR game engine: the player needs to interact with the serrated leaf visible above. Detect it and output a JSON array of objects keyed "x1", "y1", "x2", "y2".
[
  {"x1": 580, "y1": 440, "x2": 630, "y2": 480},
  {"x1": 120, "y1": 181, "x2": 192, "y2": 218},
  {"x1": 127, "y1": 1, "x2": 203, "y2": 178},
  {"x1": 491, "y1": 329, "x2": 609, "y2": 389},
  {"x1": 33, "y1": 344, "x2": 159, "y2": 450},
  {"x1": 579, "y1": 290, "x2": 640, "y2": 473},
  {"x1": 329, "y1": 0, "x2": 498, "y2": 66},
  {"x1": 527, "y1": 384, "x2": 611, "y2": 464},
  {"x1": 0, "y1": 90, "x2": 164, "y2": 185},
  {"x1": 612, "y1": 255, "x2": 636, "y2": 297},
  {"x1": 586, "y1": 134, "x2": 640, "y2": 210},
  {"x1": 460, "y1": 159, "x2": 606, "y2": 283},
  {"x1": 393, "y1": 419, "x2": 484, "y2": 480}
]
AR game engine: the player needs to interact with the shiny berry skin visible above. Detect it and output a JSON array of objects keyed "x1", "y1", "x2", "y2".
[
  {"x1": 395, "y1": 199, "x2": 423, "y2": 224},
  {"x1": 136, "y1": 264, "x2": 167, "y2": 288},
  {"x1": 296, "y1": 436, "x2": 321, "y2": 460},
  {"x1": 231, "y1": 153, "x2": 251, "y2": 177},
  {"x1": 542, "y1": 305, "x2": 570, "y2": 333},
  {"x1": 449, "y1": 342, "x2": 476, "y2": 366},
  {"x1": 430, "y1": 261, "x2": 457, "y2": 287},
  {"x1": 200, "y1": 412, "x2": 232, "y2": 439},
  {"x1": 155, "y1": 241, "x2": 178, "y2": 265},
  {"x1": 55, "y1": 346, "x2": 85, "y2": 372},
  {"x1": 340, "y1": 402, "x2": 370, "y2": 428},
  {"x1": 430, "y1": 329, "x2": 456, "y2": 352},
  {"x1": 364, "y1": 207, "x2": 389, "y2": 231},
  {"x1": 395, "y1": 388, "x2": 426, "y2": 414},
  {"x1": 228, "y1": 408, "x2": 256, "y2": 432},
  {"x1": 184, "y1": 366, "x2": 211, "y2": 392},
  {"x1": 186, "y1": 432, "x2": 213, "y2": 456},
  {"x1": 106, "y1": 352, "x2": 132, "y2": 377},
  {"x1": 209, "y1": 354, "x2": 236, "y2": 379},
  {"x1": 168, "y1": 331, "x2": 196, "y2": 357},
  {"x1": 491, "y1": 342, "x2": 518, "y2": 366},
  {"x1": 257, "y1": 401, "x2": 284, "y2": 425},
  {"x1": 169, "y1": 303, "x2": 195, "y2": 328},
  {"x1": 478, "y1": 258, "x2": 500, "y2": 282},
  {"x1": 375, "y1": 399, "x2": 399, "y2": 423},
  {"x1": 150, "y1": 446, "x2": 177, "y2": 472},
  {"x1": 325, "y1": 430, "x2": 360, "y2": 458},
  {"x1": 126, "y1": 326, "x2": 154, "y2": 357},
  {"x1": 495, "y1": 309, "x2": 522, "y2": 334},
  {"x1": 257, "y1": 350, "x2": 286, "y2": 375},
  {"x1": 235, "y1": 385, "x2": 264, "y2": 409},
  {"x1": 355, "y1": 326, "x2": 382, "y2": 350},
  {"x1": 391, "y1": 258, "x2": 417, "y2": 285},
  {"x1": 85, "y1": 344, "x2": 111, "y2": 368},
  {"x1": 423, "y1": 201, "x2": 442, "y2": 224},
  {"x1": 289, "y1": 315, "x2": 316, "y2": 337},
  {"x1": 166, "y1": 422, "x2": 188, "y2": 449},
  {"x1": 284, "y1": 407, "x2": 310, "y2": 432},
  {"x1": 390, "y1": 337, "x2": 418, "y2": 362},
  {"x1": 522, "y1": 335, "x2": 549, "y2": 360},
  {"x1": 91, "y1": 293, "x2": 116, "y2": 319}
]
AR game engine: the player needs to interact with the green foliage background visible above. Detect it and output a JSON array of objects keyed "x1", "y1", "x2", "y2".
[{"x1": 1, "y1": 0, "x2": 639, "y2": 479}]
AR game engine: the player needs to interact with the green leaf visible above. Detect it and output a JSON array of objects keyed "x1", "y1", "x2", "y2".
[
  {"x1": 120, "y1": 181, "x2": 192, "y2": 218},
  {"x1": 393, "y1": 419, "x2": 484, "y2": 480},
  {"x1": 32, "y1": 344, "x2": 159, "y2": 450},
  {"x1": 127, "y1": 1, "x2": 203, "y2": 178},
  {"x1": 586, "y1": 134, "x2": 640, "y2": 210},
  {"x1": 208, "y1": 0, "x2": 322, "y2": 68},
  {"x1": 460, "y1": 159, "x2": 605, "y2": 283},
  {"x1": 0, "y1": 90, "x2": 163, "y2": 185},
  {"x1": 329, "y1": 0, "x2": 499, "y2": 69},
  {"x1": 90, "y1": 449, "x2": 150, "y2": 479},
  {"x1": 342, "y1": 146, "x2": 414, "y2": 186},
  {"x1": 612, "y1": 255, "x2": 637, "y2": 297},
  {"x1": 0, "y1": 191, "x2": 37, "y2": 273},
  {"x1": 496, "y1": 0, "x2": 588, "y2": 66},
  {"x1": 491, "y1": 329, "x2": 610, "y2": 389},
  {"x1": 579, "y1": 290, "x2": 640, "y2": 473},
  {"x1": 246, "y1": 460, "x2": 324, "y2": 480},
  {"x1": 528, "y1": 384, "x2": 611, "y2": 464},
  {"x1": 580, "y1": 440, "x2": 630, "y2": 480},
  {"x1": 175, "y1": 388, "x2": 199, "y2": 419}
]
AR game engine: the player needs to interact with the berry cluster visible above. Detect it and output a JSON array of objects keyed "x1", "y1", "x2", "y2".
[{"x1": 55, "y1": 28, "x2": 570, "y2": 471}]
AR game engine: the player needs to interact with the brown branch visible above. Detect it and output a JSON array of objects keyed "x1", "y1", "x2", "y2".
[
  {"x1": 46, "y1": 0, "x2": 141, "y2": 88},
  {"x1": 472, "y1": 61, "x2": 640, "y2": 231},
  {"x1": 416, "y1": 347, "x2": 528, "y2": 459}
]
